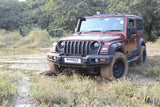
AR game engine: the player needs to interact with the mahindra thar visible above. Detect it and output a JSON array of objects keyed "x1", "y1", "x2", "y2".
[{"x1": 47, "y1": 14, "x2": 146, "y2": 80}]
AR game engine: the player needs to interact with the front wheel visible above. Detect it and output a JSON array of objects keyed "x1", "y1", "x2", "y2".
[
  {"x1": 49, "y1": 62, "x2": 60, "y2": 75},
  {"x1": 101, "y1": 52, "x2": 128, "y2": 80}
]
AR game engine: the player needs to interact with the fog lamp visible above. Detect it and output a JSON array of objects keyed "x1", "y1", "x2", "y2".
[{"x1": 95, "y1": 59, "x2": 99, "y2": 63}]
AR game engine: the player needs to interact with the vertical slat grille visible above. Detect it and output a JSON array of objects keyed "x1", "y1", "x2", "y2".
[{"x1": 64, "y1": 41, "x2": 94, "y2": 56}]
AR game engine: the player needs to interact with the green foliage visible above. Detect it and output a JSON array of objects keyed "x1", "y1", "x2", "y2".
[
  {"x1": 133, "y1": 0, "x2": 160, "y2": 40},
  {"x1": 0, "y1": 0, "x2": 23, "y2": 31},
  {"x1": 0, "y1": 29, "x2": 59, "y2": 48},
  {"x1": 45, "y1": 0, "x2": 107, "y2": 37},
  {"x1": 0, "y1": 29, "x2": 22, "y2": 48},
  {"x1": 17, "y1": 29, "x2": 58, "y2": 48},
  {"x1": 20, "y1": 25, "x2": 30, "y2": 36},
  {"x1": 0, "y1": 0, "x2": 159, "y2": 40}
]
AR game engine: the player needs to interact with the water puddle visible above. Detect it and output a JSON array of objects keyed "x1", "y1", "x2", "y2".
[
  {"x1": 8, "y1": 74, "x2": 36, "y2": 106},
  {"x1": 0, "y1": 65, "x2": 5, "y2": 68},
  {"x1": 0, "y1": 49, "x2": 49, "y2": 106},
  {"x1": 9, "y1": 64, "x2": 49, "y2": 72}
]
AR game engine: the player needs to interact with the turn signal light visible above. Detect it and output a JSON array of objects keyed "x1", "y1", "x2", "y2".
[
  {"x1": 48, "y1": 55, "x2": 52, "y2": 58},
  {"x1": 100, "y1": 59, "x2": 105, "y2": 61}
]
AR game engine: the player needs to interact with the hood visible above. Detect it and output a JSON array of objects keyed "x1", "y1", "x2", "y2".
[{"x1": 60, "y1": 33, "x2": 125, "y2": 42}]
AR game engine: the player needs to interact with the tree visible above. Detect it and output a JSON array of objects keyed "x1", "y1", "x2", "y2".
[
  {"x1": 134, "y1": 0, "x2": 160, "y2": 40},
  {"x1": 105, "y1": 0, "x2": 160, "y2": 40},
  {"x1": 19, "y1": 0, "x2": 51, "y2": 36},
  {"x1": 0, "y1": 0, "x2": 23, "y2": 31},
  {"x1": 45, "y1": 0, "x2": 107, "y2": 37}
]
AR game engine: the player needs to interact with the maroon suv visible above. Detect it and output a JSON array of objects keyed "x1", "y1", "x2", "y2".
[{"x1": 47, "y1": 14, "x2": 146, "y2": 80}]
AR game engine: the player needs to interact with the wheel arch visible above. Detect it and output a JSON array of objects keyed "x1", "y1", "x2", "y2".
[
  {"x1": 138, "y1": 38, "x2": 146, "y2": 49},
  {"x1": 137, "y1": 38, "x2": 146, "y2": 54},
  {"x1": 108, "y1": 43, "x2": 125, "y2": 55}
]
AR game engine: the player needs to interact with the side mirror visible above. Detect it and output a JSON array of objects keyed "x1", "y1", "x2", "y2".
[{"x1": 129, "y1": 26, "x2": 136, "y2": 34}]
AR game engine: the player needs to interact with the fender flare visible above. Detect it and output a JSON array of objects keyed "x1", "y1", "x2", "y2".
[
  {"x1": 108, "y1": 43, "x2": 125, "y2": 55},
  {"x1": 137, "y1": 38, "x2": 146, "y2": 51}
]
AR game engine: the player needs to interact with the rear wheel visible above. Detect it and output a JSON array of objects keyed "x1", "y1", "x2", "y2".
[
  {"x1": 49, "y1": 62, "x2": 60, "y2": 75},
  {"x1": 101, "y1": 52, "x2": 128, "y2": 80},
  {"x1": 137, "y1": 46, "x2": 146, "y2": 65}
]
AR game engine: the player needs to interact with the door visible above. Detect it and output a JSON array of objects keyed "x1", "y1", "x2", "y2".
[{"x1": 127, "y1": 17, "x2": 138, "y2": 55}]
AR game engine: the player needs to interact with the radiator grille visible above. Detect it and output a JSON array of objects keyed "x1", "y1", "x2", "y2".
[{"x1": 64, "y1": 41, "x2": 92, "y2": 56}]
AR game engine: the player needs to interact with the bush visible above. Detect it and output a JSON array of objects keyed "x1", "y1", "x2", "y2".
[
  {"x1": 19, "y1": 25, "x2": 31, "y2": 37},
  {"x1": 0, "y1": 29, "x2": 22, "y2": 48},
  {"x1": 0, "y1": 29, "x2": 59, "y2": 48},
  {"x1": 17, "y1": 29, "x2": 58, "y2": 48}
]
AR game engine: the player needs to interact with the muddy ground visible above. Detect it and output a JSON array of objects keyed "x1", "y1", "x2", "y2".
[{"x1": 0, "y1": 47, "x2": 160, "y2": 106}]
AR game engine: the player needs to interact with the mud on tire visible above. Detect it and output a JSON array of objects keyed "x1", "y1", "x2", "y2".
[
  {"x1": 101, "y1": 52, "x2": 128, "y2": 80},
  {"x1": 49, "y1": 62, "x2": 60, "y2": 75}
]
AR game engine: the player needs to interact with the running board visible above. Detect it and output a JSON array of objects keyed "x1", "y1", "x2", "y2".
[{"x1": 128, "y1": 56, "x2": 139, "y2": 64}]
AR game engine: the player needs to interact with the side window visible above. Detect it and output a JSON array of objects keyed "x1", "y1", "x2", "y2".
[
  {"x1": 128, "y1": 18, "x2": 135, "y2": 34},
  {"x1": 128, "y1": 19, "x2": 134, "y2": 27},
  {"x1": 136, "y1": 19, "x2": 143, "y2": 31}
]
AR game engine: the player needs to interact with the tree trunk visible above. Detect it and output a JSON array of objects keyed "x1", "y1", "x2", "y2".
[{"x1": 147, "y1": 20, "x2": 153, "y2": 41}]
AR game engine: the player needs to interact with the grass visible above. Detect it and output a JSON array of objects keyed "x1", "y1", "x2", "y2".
[
  {"x1": 0, "y1": 48, "x2": 48, "y2": 56},
  {"x1": 30, "y1": 74, "x2": 160, "y2": 106},
  {"x1": 129, "y1": 57, "x2": 160, "y2": 77},
  {"x1": 0, "y1": 72, "x2": 19, "y2": 103},
  {"x1": 17, "y1": 29, "x2": 59, "y2": 48},
  {"x1": 0, "y1": 29, "x2": 59, "y2": 48},
  {"x1": 0, "y1": 29, "x2": 22, "y2": 48},
  {"x1": 147, "y1": 37, "x2": 160, "y2": 56}
]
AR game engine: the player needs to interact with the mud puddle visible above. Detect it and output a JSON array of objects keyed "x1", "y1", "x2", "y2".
[
  {"x1": 8, "y1": 73, "x2": 36, "y2": 106},
  {"x1": 0, "y1": 49, "x2": 49, "y2": 106}
]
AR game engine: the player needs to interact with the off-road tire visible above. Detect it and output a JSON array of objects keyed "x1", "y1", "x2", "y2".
[
  {"x1": 49, "y1": 62, "x2": 60, "y2": 75},
  {"x1": 101, "y1": 52, "x2": 128, "y2": 80},
  {"x1": 137, "y1": 46, "x2": 146, "y2": 66}
]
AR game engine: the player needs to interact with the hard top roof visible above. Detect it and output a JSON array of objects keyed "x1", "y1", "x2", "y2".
[{"x1": 85, "y1": 13, "x2": 143, "y2": 19}]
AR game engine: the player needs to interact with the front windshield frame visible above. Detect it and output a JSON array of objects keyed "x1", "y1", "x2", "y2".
[{"x1": 79, "y1": 16, "x2": 125, "y2": 33}]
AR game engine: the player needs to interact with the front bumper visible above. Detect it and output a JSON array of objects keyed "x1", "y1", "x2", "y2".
[{"x1": 47, "y1": 52, "x2": 113, "y2": 68}]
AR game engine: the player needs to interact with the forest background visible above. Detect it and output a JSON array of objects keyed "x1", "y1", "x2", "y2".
[{"x1": 0, "y1": 0, "x2": 160, "y2": 48}]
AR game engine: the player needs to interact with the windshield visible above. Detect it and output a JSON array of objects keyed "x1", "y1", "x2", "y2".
[{"x1": 79, "y1": 17, "x2": 125, "y2": 32}]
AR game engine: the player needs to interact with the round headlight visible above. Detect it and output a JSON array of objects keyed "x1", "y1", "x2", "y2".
[
  {"x1": 60, "y1": 41, "x2": 65, "y2": 47},
  {"x1": 94, "y1": 42, "x2": 99, "y2": 48}
]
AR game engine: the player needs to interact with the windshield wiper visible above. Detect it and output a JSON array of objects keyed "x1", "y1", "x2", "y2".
[
  {"x1": 83, "y1": 29, "x2": 122, "y2": 33},
  {"x1": 103, "y1": 30, "x2": 122, "y2": 32},
  {"x1": 84, "y1": 30, "x2": 102, "y2": 33}
]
